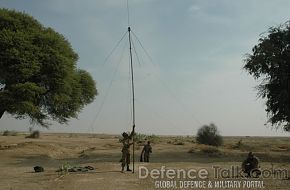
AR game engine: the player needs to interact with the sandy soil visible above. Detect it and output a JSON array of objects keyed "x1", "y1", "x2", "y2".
[{"x1": 0, "y1": 133, "x2": 289, "y2": 190}]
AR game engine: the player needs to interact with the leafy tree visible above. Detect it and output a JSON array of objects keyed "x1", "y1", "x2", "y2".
[
  {"x1": 244, "y1": 21, "x2": 290, "y2": 132},
  {"x1": 196, "y1": 123, "x2": 223, "y2": 146},
  {"x1": 0, "y1": 8, "x2": 97, "y2": 127}
]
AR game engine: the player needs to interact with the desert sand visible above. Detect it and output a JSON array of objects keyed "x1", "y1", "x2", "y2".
[{"x1": 0, "y1": 133, "x2": 289, "y2": 190}]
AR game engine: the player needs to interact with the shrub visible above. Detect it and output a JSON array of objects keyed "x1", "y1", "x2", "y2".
[
  {"x1": 2, "y1": 130, "x2": 18, "y2": 136},
  {"x1": 26, "y1": 130, "x2": 40, "y2": 138},
  {"x1": 196, "y1": 123, "x2": 223, "y2": 146},
  {"x1": 133, "y1": 133, "x2": 158, "y2": 143},
  {"x1": 232, "y1": 139, "x2": 243, "y2": 149},
  {"x1": 57, "y1": 162, "x2": 72, "y2": 176},
  {"x1": 172, "y1": 137, "x2": 186, "y2": 145},
  {"x1": 173, "y1": 141, "x2": 185, "y2": 145},
  {"x1": 200, "y1": 146, "x2": 222, "y2": 156}
]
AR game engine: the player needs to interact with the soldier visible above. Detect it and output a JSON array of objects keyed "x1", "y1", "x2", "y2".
[
  {"x1": 141, "y1": 141, "x2": 152, "y2": 162},
  {"x1": 242, "y1": 152, "x2": 260, "y2": 177},
  {"x1": 120, "y1": 125, "x2": 135, "y2": 172}
]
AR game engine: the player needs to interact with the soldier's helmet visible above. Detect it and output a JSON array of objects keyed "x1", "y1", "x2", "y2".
[
  {"x1": 248, "y1": 152, "x2": 253, "y2": 158},
  {"x1": 122, "y1": 132, "x2": 128, "y2": 137}
]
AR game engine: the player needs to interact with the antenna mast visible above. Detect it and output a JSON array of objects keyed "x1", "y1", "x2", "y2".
[{"x1": 127, "y1": 26, "x2": 136, "y2": 173}]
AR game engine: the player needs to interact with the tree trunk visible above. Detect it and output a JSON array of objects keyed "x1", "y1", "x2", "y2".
[{"x1": 0, "y1": 109, "x2": 4, "y2": 119}]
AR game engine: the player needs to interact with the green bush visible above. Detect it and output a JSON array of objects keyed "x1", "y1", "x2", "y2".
[
  {"x1": 196, "y1": 123, "x2": 223, "y2": 146},
  {"x1": 57, "y1": 162, "x2": 72, "y2": 176},
  {"x1": 26, "y1": 130, "x2": 40, "y2": 138}
]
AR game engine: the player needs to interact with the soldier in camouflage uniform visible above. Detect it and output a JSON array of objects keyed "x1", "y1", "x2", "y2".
[
  {"x1": 120, "y1": 125, "x2": 135, "y2": 172},
  {"x1": 242, "y1": 152, "x2": 260, "y2": 177},
  {"x1": 141, "y1": 141, "x2": 152, "y2": 162}
]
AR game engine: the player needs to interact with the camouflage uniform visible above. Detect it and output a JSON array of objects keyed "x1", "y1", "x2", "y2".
[
  {"x1": 242, "y1": 152, "x2": 260, "y2": 176},
  {"x1": 120, "y1": 126, "x2": 135, "y2": 172},
  {"x1": 141, "y1": 141, "x2": 152, "y2": 162}
]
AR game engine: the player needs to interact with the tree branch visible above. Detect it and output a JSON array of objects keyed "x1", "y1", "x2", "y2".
[{"x1": 0, "y1": 109, "x2": 5, "y2": 119}]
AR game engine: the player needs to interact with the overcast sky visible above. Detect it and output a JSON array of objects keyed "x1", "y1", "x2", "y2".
[{"x1": 0, "y1": 0, "x2": 290, "y2": 136}]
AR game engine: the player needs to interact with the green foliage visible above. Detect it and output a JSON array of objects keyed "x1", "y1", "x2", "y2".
[
  {"x1": 57, "y1": 162, "x2": 72, "y2": 176},
  {"x1": 0, "y1": 9, "x2": 97, "y2": 127},
  {"x1": 244, "y1": 21, "x2": 290, "y2": 132},
  {"x1": 26, "y1": 130, "x2": 40, "y2": 138},
  {"x1": 196, "y1": 123, "x2": 223, "y2": 146}
]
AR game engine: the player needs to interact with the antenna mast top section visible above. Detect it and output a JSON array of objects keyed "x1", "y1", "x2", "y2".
[{"x1": 127, "y1": 0, "x2": 130, "y2": 27}]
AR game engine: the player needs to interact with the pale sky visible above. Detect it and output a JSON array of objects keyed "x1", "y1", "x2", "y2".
[{"x1": 0, "y1": 0, "x2": 289, "y2": 136}]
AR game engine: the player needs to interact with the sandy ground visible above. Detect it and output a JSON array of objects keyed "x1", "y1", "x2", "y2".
[{"x1": 0, "y1": 133, "x2": 289, "y2": 190}]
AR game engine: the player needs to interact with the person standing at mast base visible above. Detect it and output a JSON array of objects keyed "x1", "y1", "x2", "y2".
[{"x1": 120, "y1": 125, "x2": 135, "y2": 172}]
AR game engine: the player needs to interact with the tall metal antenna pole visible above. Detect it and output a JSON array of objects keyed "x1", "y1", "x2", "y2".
[{"x1": 128, "y1": 26, "x2": 136, "y2": 173}]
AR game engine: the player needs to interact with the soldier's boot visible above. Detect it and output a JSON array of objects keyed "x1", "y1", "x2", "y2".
[
  {"x1": 121, "y1": 162, "x2": 126, "y2": 173},
  {"x1": 126, "y1": 165, "x2": 132, "y2": 172}
]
